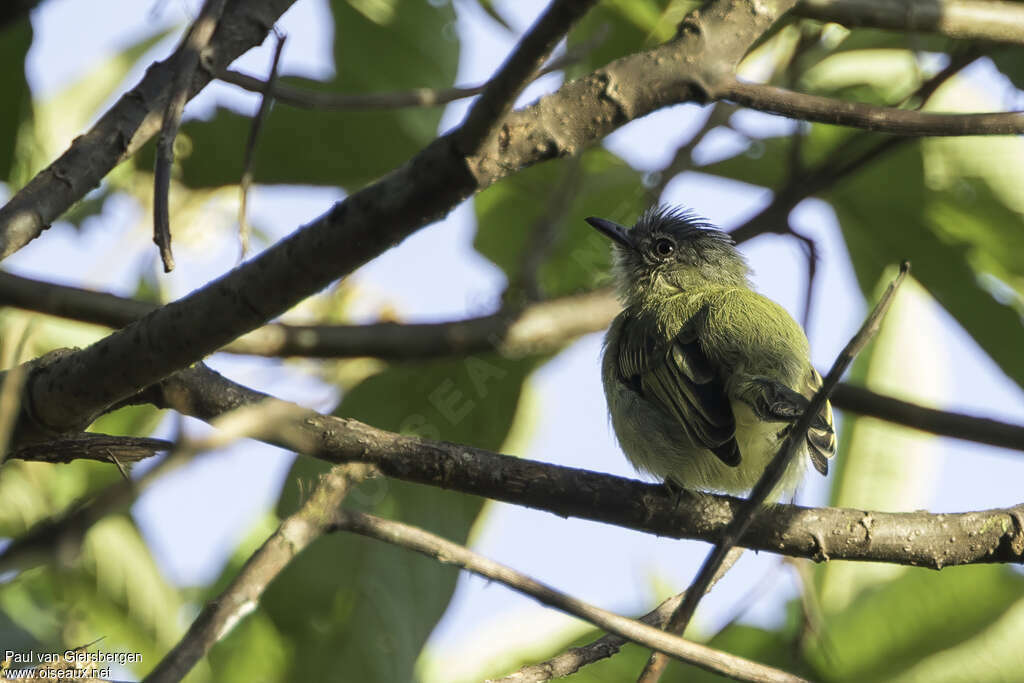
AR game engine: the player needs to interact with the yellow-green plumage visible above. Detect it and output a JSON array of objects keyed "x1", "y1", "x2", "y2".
[{"x1": 589, "y1": 207, "x2": 835, "y2": 497}]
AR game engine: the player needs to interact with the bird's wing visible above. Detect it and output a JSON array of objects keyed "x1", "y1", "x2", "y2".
[
  {"x1": 803, "y1": 369, "x2": 836, "y2": 475},
  {"x1": 616, "y1": 306, "x2": 740, "y2": 466},
  {"x1": 735, "y1": 371, "x2": 836, "y2": 476}
]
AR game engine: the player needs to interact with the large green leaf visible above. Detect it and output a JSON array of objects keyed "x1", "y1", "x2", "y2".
[
  {"x1": 0, "y1": 515, "x2": 190, "y2": 682},
  {"x1": 827, "y1": 141, "x2": 1024, "y2": 390},
  {"x1": 214, "y1": 353, "x2": 537, "y2": 683},
  {"x1": 474, "y1": 147, "x2": 645, "y2": 298},
  {"x1": 0, "y1": 17, "x2": 31, "y2": 183},
  {"x1": 166, "y1": 0, "x2": 458, "y2": 190},
  {"x1": 807, "y1": 565, "x2": 1024, "y2": 682}
]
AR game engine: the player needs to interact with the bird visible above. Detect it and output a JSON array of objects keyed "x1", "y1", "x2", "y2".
[{"x1": 586, "y1": 206, "x2": 835, "y2": 497}]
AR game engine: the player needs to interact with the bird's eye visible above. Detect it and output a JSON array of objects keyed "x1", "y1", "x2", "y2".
[{"x1": 654, "y1": 238, "x2": 675, "y2": 257}]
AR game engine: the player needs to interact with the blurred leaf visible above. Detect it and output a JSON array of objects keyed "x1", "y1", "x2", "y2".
[
  {"x1": 474, "y1": 147, "x2": 645, "y2": 297},
  {"x1": 822, "y1": 26, "x2": 950, "y2": 57},
  {"x1": 566, "y1": 0, "x2": 699, "y2": 77},
  {"x1": 0, "y1": 17, "x2": 32, "y2": 183},
  {"x1": 982, "y1": 45, "x2": 1024, "y2": 90},
  {"x1": 0, "y1": 515, "x2": 190, "y2": 682},
  {"x1": 827, "y1": 142, "x2": 1024, "y2": 391},
  {"x1": 164, "y1": 0, "x2": 458, "y2": 190},
  {"x1": 807, "y1": 565, "x2": 1024, "y2": 682},
  {"x1": 219, "y1": 353, "x2": 538, "y2": 683}
]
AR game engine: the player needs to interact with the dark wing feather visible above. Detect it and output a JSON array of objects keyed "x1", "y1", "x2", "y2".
[
  {"x1": 737, "y1": 373, "x2": 836, "y2": 476},
  {"x1": 617, "y1": 307, "x2": 740, "y2": 466},
  {"x1": 805, "y1": 369, "x2": 836, "y2": 475}
]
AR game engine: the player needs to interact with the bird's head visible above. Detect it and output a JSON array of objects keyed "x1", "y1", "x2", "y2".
[{"x1": 586, "y1": 206, "x2": 749, "y2": 308}]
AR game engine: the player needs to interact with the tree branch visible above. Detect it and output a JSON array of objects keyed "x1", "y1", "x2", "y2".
[
  {"x1": 334, "y1": 512, "x2": 802, "y2": 683},
  {"x1": 718, "y1": 78, "x2": 1024, "y2": 136},
  {"x1": 153, "y1": 0, "x2": 228, "y2": 272},
  {"x1": 0, "y1": 0, "x2": 297, "y2": 261},
  {"x1": 123, "y1": 363, "x2": 1024, "y2": 569},
  {"x1": 492, "y1": 548, "x2": 745, "y2": 682},
  {"x1": 12, "y1": 0, "x2": 796, "y2": 438},
  {"x1": 793, "y1": 0, "x2": 1024, "y2": 46},
  {"x1": 4, "y1": 271, "x2": 1023, "y2": 453}
]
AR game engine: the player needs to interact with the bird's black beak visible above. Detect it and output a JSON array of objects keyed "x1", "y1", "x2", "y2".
[{"x1": 585, "y1": 216, "x2": 634, "y2": 250}]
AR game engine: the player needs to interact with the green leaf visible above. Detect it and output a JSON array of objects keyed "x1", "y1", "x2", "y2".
[
  {"x1": 167, "y1": 0, "x2": 458, "y2": 189},
  {"x1": 807, "y1": 565, "x2": 1024, "y2": 682},
  {"x1": 984, "y1": 45, "x2": 1024, "y2": 90},
  {"x1": 238, "y1": 354, "x2": 536, "y2": 683},
  {"x1": 473, "y1": 147, "x2": 645, "y2": 297},
  {"x1": 0, "y1": 515, "x2": 190, "y2": 682},
  {"x1": 827, "y1": 141, "x2": 1024, "y2": 391},
  {"x1": 0, "y1": 17, "x2": 32, "y2": 183}
]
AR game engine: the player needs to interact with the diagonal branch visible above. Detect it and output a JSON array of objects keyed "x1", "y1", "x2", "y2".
[
  {"x1": 334, "y1": 512, "x2": 802, "y2": 683},
  {"x1": 492, "y1": 548, "x2": 745, "y2": 683},
  {"x1": 0, "y1": 0, "x2": 298, "y2": 261},
  {"x1": 144, "y1": 464, "x2": 370, "y2": 683},
  {"x1": 13, "y1": 0, "x2": 797, "y2": 439}
]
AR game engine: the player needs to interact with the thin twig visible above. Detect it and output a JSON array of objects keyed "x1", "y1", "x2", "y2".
[
  {"x1": 456, "y1": 0, "x2": 599, "y2": 155},
  {"x1": 153, "y1": 0, "x2": 228, "y2": 272},
  {"x1": 493, "y1": 548, "x2": 745, "y2": 683},
  {"x1": 647, "y1": 102, "x2": 738, "y2": 204},
  {"x1": 728, "y1": 50, "x2": 981, "y2": 244},
  {"x1": 215, "y1": 47, "x2": 583, "y2": 112},
  {"x1": 718, "y1": 78, "x2": 1024, "y2": 136},
  {"x1": 334, "y1": 511, "x2": 803, "y2": 683},
  {"x1": 655, "y1": 262, "x2": 910, "y2": 669},
  {"x1": 238, "y1": 31, "x2": 286, "y2": 258}
]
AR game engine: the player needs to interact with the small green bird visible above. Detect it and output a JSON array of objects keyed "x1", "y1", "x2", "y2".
[{"x1": 587, "y1": 206, "x2": 835, "y2": 497}]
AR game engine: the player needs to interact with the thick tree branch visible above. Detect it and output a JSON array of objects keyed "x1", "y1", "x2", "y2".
[
  {"x1": 124, "y1": 363, "x2": 1024, "y2": 569},
  {"x1": 12, "y1": 0, "x2": 796, "y2": 438},
  {"x1": 0, "y1": 0, "x2": 298, "y2": 261},
  {"x1": 719, "y1": 78, "x2": 1024, "y2": 136},
  {"x1": 144, "y1": 464, "x2": 370, "y2": 683},
  {"x1": 334, "y1": 512, "x2": 802, "y2": 683},
  {"x1": 794, "y1": 0, "x2": 1024, "y2": 45}
]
